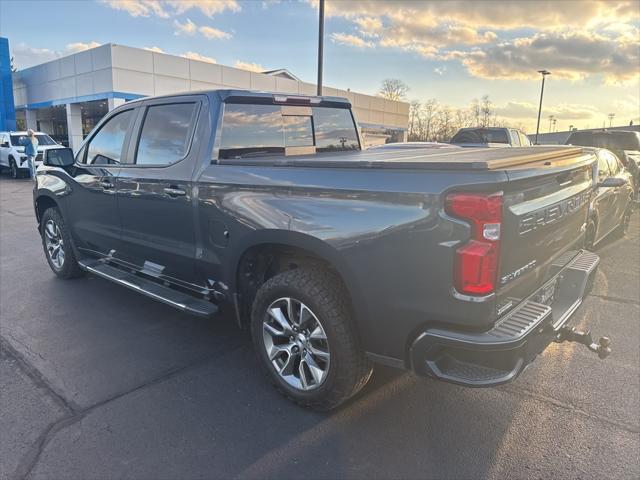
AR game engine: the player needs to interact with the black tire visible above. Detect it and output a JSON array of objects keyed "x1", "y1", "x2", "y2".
[
  {"x1": 40, "y1": 207, "x2": 84, "y2": 279},
  {"x1": 9, "y1": 158, "x2": 20, "y2": 179},
  {"x1": 250, "y1": 268, "x2": 372, "y2": 411},
  {"x1": 585, "y1": 219, "x2": 596, "y2": 250}
]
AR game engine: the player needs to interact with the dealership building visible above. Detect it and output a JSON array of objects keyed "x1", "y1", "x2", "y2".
[{"x1": 7, "y1": 41, "x2": 409, "y2": 150}]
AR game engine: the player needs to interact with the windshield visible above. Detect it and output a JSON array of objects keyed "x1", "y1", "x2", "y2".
[
  {"x1": 10, "y1": 134, "x2": 57, "y2": 146},
  {"x1": 451, "y1": 128, "x2": 509, "y2": 144},
  {"x1": 566, "y1": 131, "x2": 640, "y2": 151}
]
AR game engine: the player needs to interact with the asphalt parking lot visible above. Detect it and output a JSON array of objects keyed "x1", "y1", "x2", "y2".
[{"x1": 1, "y1": 176, "x2": 638, "y2": 480}]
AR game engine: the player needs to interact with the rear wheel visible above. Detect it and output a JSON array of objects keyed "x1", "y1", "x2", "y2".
[
  {"x1": 40, "y1": 207, "x2": 84, "y2": 279},
  {"x1": 251, "y1": 268, "x2": 372, "y2": 410}
]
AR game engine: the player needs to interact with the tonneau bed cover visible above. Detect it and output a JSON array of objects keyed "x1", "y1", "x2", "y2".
[{"x1": 220, "y1": 146, "x2": 587, "y2": 170}]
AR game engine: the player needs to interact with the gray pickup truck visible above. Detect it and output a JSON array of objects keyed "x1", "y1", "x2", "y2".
[{"x1": 34, "y1": 90, "x2": 610, "y2": 410}]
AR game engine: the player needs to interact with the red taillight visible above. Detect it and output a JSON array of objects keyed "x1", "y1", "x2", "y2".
[{"x1": 445, "y1": 192, "x2": 503, "y2": 295}]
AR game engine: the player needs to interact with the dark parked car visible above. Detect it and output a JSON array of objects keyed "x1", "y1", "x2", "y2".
[
  {"x1": 585, "y1": 149, "x2": 634, "y2": 248},
  {"x1": 33, "y1": 90, "x2": 610, "y2": 410},
  {"x1": 450, "y1": 127, "x2": 532, "y2": 148},
  {"x1": 566, "y1": 130, "x2": 640, "y2": 196}
]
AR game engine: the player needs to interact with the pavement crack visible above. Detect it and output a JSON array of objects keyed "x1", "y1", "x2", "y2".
[
  {"x1": 501, "y1": 384, "x2": 640, "y2": 434},
  {"x1": 0, "y1": 336, "x2": 80, "y2": 414},
  {"x1": 587, "y1": 294, "x2": 640, "y2": 306},
  {"x1": 10, "y1": 342, "x2": 244, "y2": 480}
]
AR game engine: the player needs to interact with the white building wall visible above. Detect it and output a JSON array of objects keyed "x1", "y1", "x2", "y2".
[{"x1": 13, "y1": 43, "x2": 409, "y2": 144}]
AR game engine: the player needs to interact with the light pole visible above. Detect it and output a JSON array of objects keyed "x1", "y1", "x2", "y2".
[
  {"x1": 608, "y1": 113, "x2": 615, "y2": 128},
  {"x1": 316, "y1": 0, "x2": 325, "y2": 96},
  {"x1": 548, "y1": 115, "x2": 554, "y2": 133},
  {"x1": 534, "y1": 70, "x2": 550, "y2": 144}
]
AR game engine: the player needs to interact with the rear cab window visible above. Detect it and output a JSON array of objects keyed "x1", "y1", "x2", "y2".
[{"x1": 218, "y1": 101, "x2": 360, "y2": 160}]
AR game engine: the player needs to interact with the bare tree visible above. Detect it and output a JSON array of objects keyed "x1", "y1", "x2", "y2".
[
  {"x1": 408, "y1": 100, "x2": 422, "y2": 140},
  {"x1": 379, "y1": 79, "x2": 409, "y2": 101},
  {"x1": 422, "y1": 99, "x2": 438, "y2": 141},
  {"x1": 470, "y1": 98, "x2": 481, "y2": 127},
  {"x1": 481, "y1": 95, "x2": 492, "y2": 127}
]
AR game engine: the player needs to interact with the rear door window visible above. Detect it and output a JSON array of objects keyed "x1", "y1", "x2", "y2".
[{"x1": 135, "y1": 103, "x2": 198, "y2": 166}]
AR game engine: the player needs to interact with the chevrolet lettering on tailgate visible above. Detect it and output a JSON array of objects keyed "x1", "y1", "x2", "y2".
[{"x1": 519, "y1": 191, "x2": 590, "y2": 235}]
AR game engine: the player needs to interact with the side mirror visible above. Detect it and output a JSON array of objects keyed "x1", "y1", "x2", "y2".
[
  {"x1": 43, "y1": 148, "x2": 75, "y2": 167},
  {"x1": 597, "y1": 177, "x2": 627, "y2": 188},
  {"x1": 0, "y1": 142, "x2": 8, "y2": 148}
]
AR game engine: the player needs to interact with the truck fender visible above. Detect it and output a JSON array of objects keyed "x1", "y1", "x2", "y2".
[{"x1": 228, "y1": 230, "x2": 369, "y2": 330}]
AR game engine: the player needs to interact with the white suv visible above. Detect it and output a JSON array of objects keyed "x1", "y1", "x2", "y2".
[{"x1": 0, "y1": 131, "x2": 64, "y2": 179}]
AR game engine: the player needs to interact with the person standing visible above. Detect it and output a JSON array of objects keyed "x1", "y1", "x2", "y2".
[{"x1": 23, "y1": 129, "x2": 39, "y2": 179}]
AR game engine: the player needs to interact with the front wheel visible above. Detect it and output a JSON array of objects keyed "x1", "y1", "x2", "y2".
[
  {"x1": 617, "y1": 203, "x2": 633, "y2": 237},
  {"x1": 9, "y1": 159, "x2": 20, "y2": 179},
  {"x1": 40, "y1": 207, "x2": 84, "y2": 279},
  {"x1": 251, "y1": 268, "x2": 372, "y2": 411},
  {"x1": 585, "y1": 219, "x2": 596, "y2": 250}
]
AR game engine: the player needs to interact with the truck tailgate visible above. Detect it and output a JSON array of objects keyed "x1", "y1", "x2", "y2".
[{"x1": 497, "y1": 152, "x2": 595, "y2": 304}]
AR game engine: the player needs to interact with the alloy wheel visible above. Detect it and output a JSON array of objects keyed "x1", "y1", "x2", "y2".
[
  {"x1": 44, "y1": 220, "x2": 65, "y2": 269},
  {"x1": 262, "y1": 297, "x2": 331, "y2": 391}
]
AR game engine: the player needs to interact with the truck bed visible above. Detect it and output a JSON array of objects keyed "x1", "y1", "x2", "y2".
[{"x1": 219, "y1": 146, "x2": 586, "y2": 170}]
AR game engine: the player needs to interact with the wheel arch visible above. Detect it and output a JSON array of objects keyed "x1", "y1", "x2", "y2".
[
  {"x1": 230, "y1": 231, "x2": 367, "y2": 332},
  {"x1": 34, "y1": 193, "x2": 60, "y2": 227}
]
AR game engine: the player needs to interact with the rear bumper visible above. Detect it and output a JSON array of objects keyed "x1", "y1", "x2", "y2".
[{"x1": 410, "y1": 250, "x2": 599, "y2": 387}]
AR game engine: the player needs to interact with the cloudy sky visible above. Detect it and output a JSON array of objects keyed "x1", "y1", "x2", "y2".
[{"x1": 1, "y1": 0, "x2": 638, "y2": 131}]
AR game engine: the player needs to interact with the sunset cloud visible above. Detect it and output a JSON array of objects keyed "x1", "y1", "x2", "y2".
[
  {"x1": 234, "y1": 60, "x2": 265, "y2": 72},
  {"x1": 330, "y1": 33, "x2": 374, "y2": 49},
  {"x1": 494, "y1": 101, "x2": 601, "y2": 121},
  {"x1": 310, "y1": 0, "x2": 638, "y2": 84},
  {"x1": 181, "y1": 51, "x2": 217, "y2": 64},
  {"x1": 103, "y1": 0, "x2": 239, "y2": 18},
  {"x1": 174, "y1": 18, "x2": 232, "y2": 40},
  {"x1": 447, "y1": 32, "x2": 640, "y2": 83}
]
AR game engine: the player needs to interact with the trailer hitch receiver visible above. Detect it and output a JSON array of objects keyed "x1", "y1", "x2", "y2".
[{"x1": 555, "y1": 327, "x2": 611, "y2": 359}]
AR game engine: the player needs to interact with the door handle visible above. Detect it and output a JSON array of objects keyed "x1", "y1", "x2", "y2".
[
  {"x1": 100, "y1": 179, "x2": 114, "y2": 189},
  {"x1": 164, "y1": 186, "x2": 186, "y2": 197}
]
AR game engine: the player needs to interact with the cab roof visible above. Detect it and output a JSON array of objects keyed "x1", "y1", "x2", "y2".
[{"x1": 123, "y1": 89, "x2": 352, "y2": 109}]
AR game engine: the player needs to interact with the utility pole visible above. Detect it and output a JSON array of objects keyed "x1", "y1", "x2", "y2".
[
  {"x1": 607, "y1": 113, "x2": 615, "y2": 128},
  {"x1": 534, "y1": 70, "x2": 550, "y2": 144},
  {"x1": 316, "y1": 0, "x2": 325, "y2": 96},
  {"x1": 548, "y1": 115, "x2": 554, "y2": 133}
]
